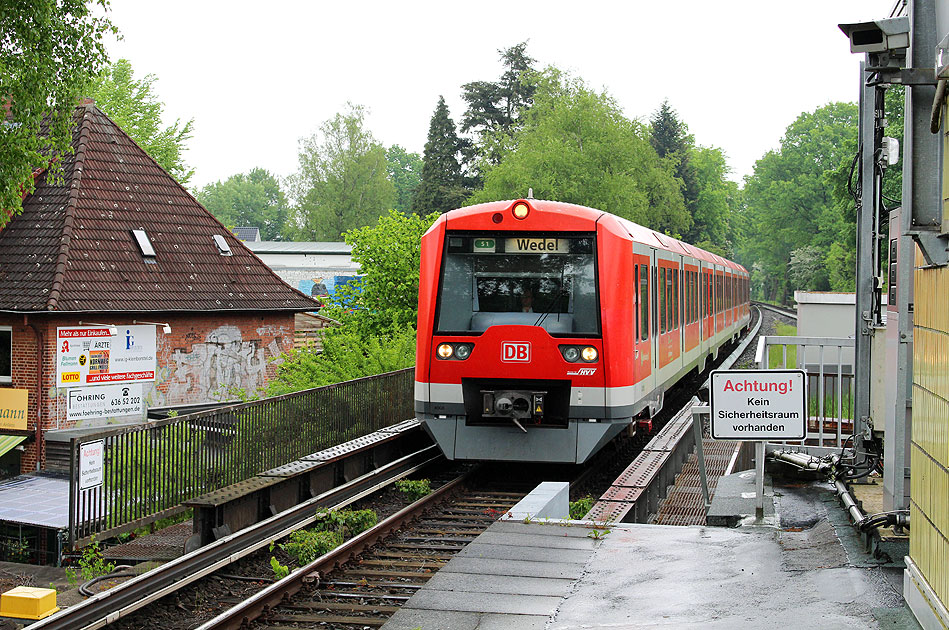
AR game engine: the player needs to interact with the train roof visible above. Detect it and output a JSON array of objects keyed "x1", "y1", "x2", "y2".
[{"x1": 445, "y1": 199, "x2": 747, "y2": 274}]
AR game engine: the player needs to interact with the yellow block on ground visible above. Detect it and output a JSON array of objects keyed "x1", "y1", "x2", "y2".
[{"x1": 0, "y1": 586, "x2": 60, "y2": 620}]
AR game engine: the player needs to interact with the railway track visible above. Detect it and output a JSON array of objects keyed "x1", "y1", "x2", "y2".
[
  {"x1": 200, "y1": 483, "x2": 525, "y2": 629},
  {"x1": 30, "y1": 447, "x2": 445, "y2": 630}
]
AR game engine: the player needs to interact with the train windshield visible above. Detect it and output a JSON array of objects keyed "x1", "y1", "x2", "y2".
[{"x1": 435, "y1": 234, "x2": 599, "y2": 336}]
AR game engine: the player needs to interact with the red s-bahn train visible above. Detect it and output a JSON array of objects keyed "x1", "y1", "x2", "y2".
[{"x1": 414, "y1": 198, "x2": 750, "y2": 464}]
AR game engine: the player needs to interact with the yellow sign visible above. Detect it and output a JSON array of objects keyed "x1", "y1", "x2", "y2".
[{"x1": 0, "y1": 389, "x2": 28, "y2": 431}]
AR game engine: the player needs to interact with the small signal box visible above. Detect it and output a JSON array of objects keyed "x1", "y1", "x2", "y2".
[{"x1": 0, "y1": 586, "x2": 60, "y2": 620}]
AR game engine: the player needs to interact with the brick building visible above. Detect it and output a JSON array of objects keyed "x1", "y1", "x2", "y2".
[{"x1": 0, "y1": 103, "x2": 318, "y2": 475}]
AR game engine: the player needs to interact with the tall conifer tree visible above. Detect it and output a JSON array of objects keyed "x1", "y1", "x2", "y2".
[{"x1": 413, "y1": 97, "x2": 468, "y2": 215}]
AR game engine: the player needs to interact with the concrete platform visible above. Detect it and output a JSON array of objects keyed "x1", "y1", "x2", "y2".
[
  {"x1": 382, "y1": 480, "x2": 919, "y2": 630},
  {"x1": 706, "y1": 469, "x2": 776, "y2": 527}
]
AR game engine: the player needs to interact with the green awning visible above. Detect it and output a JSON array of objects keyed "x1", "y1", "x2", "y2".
[{"x1": 0, "y1": 435, "x2": 26, "y2": 458}]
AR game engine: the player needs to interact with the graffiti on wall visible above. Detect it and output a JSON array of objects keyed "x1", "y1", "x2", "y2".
[{"x1": 165, "y1": 325, "x2": 270, "y2": 403}]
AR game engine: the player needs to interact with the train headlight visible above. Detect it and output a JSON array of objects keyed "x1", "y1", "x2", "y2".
[
  {"x1": 561, "y1": 346, "x2": 581, "y2": 362},
  {"x1": 581, "y1": 346, "x2": 598, "y2": 362},
  {"x1": 437, "y1": 344, "x2": 454, "y2": 359},
  {"x1": 512, "y1": 202, "x2": 530, "y2": 220},
  {"x1": 455, "y1": 344, "x2": 472, "y2": 360}
]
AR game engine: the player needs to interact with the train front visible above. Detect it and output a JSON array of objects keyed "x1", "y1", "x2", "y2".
[{"x1": 415, "y1": 199, "x2": 631, "y2": 464}]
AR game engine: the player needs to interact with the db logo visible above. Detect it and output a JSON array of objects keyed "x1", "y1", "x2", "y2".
[
  {"x1": 501, "y1": 342, "x2": 530, "y2": 362},
  {"x1": 61, "y1": 372, "x2": 80, "y2": 383}
]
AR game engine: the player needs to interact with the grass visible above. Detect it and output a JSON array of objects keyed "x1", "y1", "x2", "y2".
[{"x1": 767, "y1": 322, "x2": 798, "y2": 368}]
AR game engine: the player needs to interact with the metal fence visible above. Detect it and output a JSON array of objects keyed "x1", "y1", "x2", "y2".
[
  {"x1": 755, "y1": 336, "x2": 855, "y2": 448},
  {"x1": 67, "y1": 368, "x2": 415, "y2": 547}
]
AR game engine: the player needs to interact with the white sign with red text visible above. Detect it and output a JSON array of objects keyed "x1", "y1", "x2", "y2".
[
  {"x1": 79, "y1": 440, "x2": 104, "y2": 490},
  {"x1": 710, "y1": 369, "x2": 807, "y2": 440},
  {"x1": 56, "y1": 326, "x2": 156, "y2": 388}
]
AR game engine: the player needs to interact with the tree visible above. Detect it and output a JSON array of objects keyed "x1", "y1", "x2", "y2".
[
  {"x1": 739, "y1": 102, "x2": 858, "y2": 302},
  {"x1": 287, "y1": 104, "x2": 395, "y2": 241},
  {"x1": 90, "y1": 59, "x2": 195, "y2": 184},
  {"x1": 330, "y1": 209, "x2": 440, "y2": 335},
  {"x1": 412, "y1": 97, "x2": 469, "y2": 215},
  {"x1": 689, "y1": 145, "x2": 737, "y2": 249},
  {"x1": 0, "y1": 0, "x2": 114, "y2": 227},
  {"x1": 469, "y1": 70, "x2": 690, "y2": 237},
  {"x1": 385, "y1": 145, "x2": 422, "y2": 214},
  {"x1": 650, "y1": 100, "x2": 708, "y2": 242},
  {"x1": 197, "y1": 168, "x2": 289, "y2": 240},
  {"x1": 461, "y1": 42, "x2": 538, "y2": 167}
]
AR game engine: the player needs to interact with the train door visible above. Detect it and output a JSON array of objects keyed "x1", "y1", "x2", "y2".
[
  {"x1": 715, "y1": 267, "x2": 724, "y2": 333},
  {"x1": 703, "y1": 265, "x2": 714, "y2": 341},
  {"x1": 632, "y1": 248, "x2": 652, "y2": 386},
  {"x1": 651, "y1": 250, "x2": 659, "y2": 376},
  {"x1": 725, "y1": 272, "x2": 733, "y2": 328}
]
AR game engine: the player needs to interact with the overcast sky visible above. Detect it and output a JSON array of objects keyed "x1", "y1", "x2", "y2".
[{"x1": 104, "y1": 0, "x2": 897, "y2": 192}]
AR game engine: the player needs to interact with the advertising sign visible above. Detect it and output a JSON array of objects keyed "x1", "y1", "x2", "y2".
[
  {"x1": 67, "y1": 384, "x2": 144, "y2": 422},
  {"x1": 79, "y1": 440, "x2": 104, "y2": 490},
  {"x1": 0, "y1": 388, "x2": 28, "y2": 431},
  {"x1": 56, "y1": 326, "x2": 156, "y2": 388},
  {"x1": 710, "y1": 369, "x2": 807, "y2": 441}
]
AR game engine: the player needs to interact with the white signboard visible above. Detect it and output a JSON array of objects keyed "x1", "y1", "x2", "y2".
[
  {"x1": 56, "y1": 326, "x2": 156, "y2": 388},
  {"x1": 710, "y1": 369, "x2": 807, "y2": 440},
  {"x1": 79, "y1": 440, "x2": 104, "y2": 490},
  {"x1": 67, "y1": 384, "x2": 144, "y2": 422}
]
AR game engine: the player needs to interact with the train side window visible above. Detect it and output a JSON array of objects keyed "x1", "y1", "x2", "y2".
[
  {"x1": 634, "y1": 265, "x2": 640, "y2": 340},
  {"x1": 659, "y1": 267, "x2": 666, "y2": 334},
  {"x1": 673, "y1": 268, "x2": 679, "y2": 330},
  {"x1": 640, "y1": 264, "x2": 649, "y2": 341}
]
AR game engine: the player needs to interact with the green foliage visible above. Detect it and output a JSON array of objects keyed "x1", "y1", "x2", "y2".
[
  {"x1": 197, "y1": 167, "x2": 289, "y2": 240},
  {"x1": 386, "y1": 145, "x2": 423, "y2": 214},
  {"x1": 278, "y1": 509, "x2": 376, "y2": 566},
  {"x1": 270, "y1": 556, "x2": 289, "y2": 580},
  {"x1": 279, "y1": 528, "x2": 343, "y2": 565},
  {"x1": 332, "y1": 210, "x2": 440, "y2": 334},
  {"x1": 470, "y1": 69, "x2": 690, "y2": 237},
  {"x1": 569, "y1": 496, "x2": 594, "y2": 520},
  {"x1": 65, "y1": 537, "x2": 115, "y2": 586},
  {"x1": 587, "y1": 528, "x2": 610, "y2": 540},
  {"x1": 461, "y1": 41, "x2": 538, "y2": 168},
  {"x1": 287, "y1": 103, "x2": 395, "y2": 240},
  {"x1": 268, "y1": 210, "x2": 434, "y2": 394},
  {"x1": 413, "y1": 96, "x2": 469, "y2": 215},
  {"x1": 0, "y1": 0, "x2": 115, "y2": 228},
  {"x1": 395, "y1": 478, "x2": 431, "y2": 501},
  {"x1": 90, "y1": 59, "x2": 194, "y2": 184},
  {"x1": 267, "y1": 324, "x2": 416, "y2": 395},
  {"x1": 740, "y1": 102, "x2": 859, "y2": 302},
  {"x1": 315, "y1": 509, "x2": 378, "y2": 537},
  {"x1": 767, "y1": 323, "x2": 798, "y2": 368}
]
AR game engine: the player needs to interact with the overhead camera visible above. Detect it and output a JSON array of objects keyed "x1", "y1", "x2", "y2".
[{"x1": 839, "y1": 17, "x2": 910, "y2": 54}]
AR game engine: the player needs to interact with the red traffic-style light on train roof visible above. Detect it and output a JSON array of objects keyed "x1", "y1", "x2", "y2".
[{"x1": 512, "y1": 201, "x2": 530, "y2": 220}]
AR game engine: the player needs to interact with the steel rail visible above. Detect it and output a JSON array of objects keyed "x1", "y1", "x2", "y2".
[
  {"x1": 31, "y1": 445, "x2": 443, "y2": 630},
  {"x1": 195, "y1": 470, "x2": 472, "y2": 630},
  {"x1": 752, "y1": 301, "x2": 797, "y2": 320}
]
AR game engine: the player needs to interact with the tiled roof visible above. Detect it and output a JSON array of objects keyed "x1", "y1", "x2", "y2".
[{"x1": 0, "y1": 105, "x2": 318, "y2": 313}]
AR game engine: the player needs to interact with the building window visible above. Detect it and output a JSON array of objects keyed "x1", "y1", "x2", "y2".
[{"x1": 0, "y1": 327, "x2": 10, "y2": 383}]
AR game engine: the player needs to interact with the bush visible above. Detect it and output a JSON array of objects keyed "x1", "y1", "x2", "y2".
[
  {"x1": 315, "y1": 509, "x2": 378, "y2": 538},
  {"x1": 569, "y1": 496, "x2": 595, "y2": 520},
  {"x1": 395, "y1": 479, "x2": 431, "y2": 501},
  {"x1": 280, "y1": 529, "x2": 344, "y2": 565}
]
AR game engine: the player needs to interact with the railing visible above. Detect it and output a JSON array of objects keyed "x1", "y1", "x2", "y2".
[
  {"x1": 67, "y1": 368, "x2": 414, "y2": 547},
  {"x1": 755, "y1": 336, "x2": 854, "y2": 448}
]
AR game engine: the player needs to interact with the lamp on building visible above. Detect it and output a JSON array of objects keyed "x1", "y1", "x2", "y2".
[
  {"x1": 133, "y1": 320, "x2": 172, "y2": 334},
  {"x1": 78, "y1": 322, "x2": 118, "y2": 336}
]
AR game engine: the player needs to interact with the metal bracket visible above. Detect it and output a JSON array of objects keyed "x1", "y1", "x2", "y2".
[
  {"x1": 866, "y1": 66, "x2": 936, "y2": 86},
  {"x1": 910, "y1": 230, "x2": 949, "y2": 267}
]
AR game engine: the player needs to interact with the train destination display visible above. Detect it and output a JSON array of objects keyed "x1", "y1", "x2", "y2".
[{"x1": 709, "y1": 369, "x2": 807, "y2": 440}]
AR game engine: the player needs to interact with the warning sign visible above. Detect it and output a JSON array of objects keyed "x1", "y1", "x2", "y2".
[{"x1": 709, "y1": 370, "x2": 807, "y2": 441}]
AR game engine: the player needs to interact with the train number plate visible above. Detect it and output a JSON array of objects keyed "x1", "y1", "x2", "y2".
[{"x1": 501, "y1": 342, "x2": 531, "y2": 362}]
